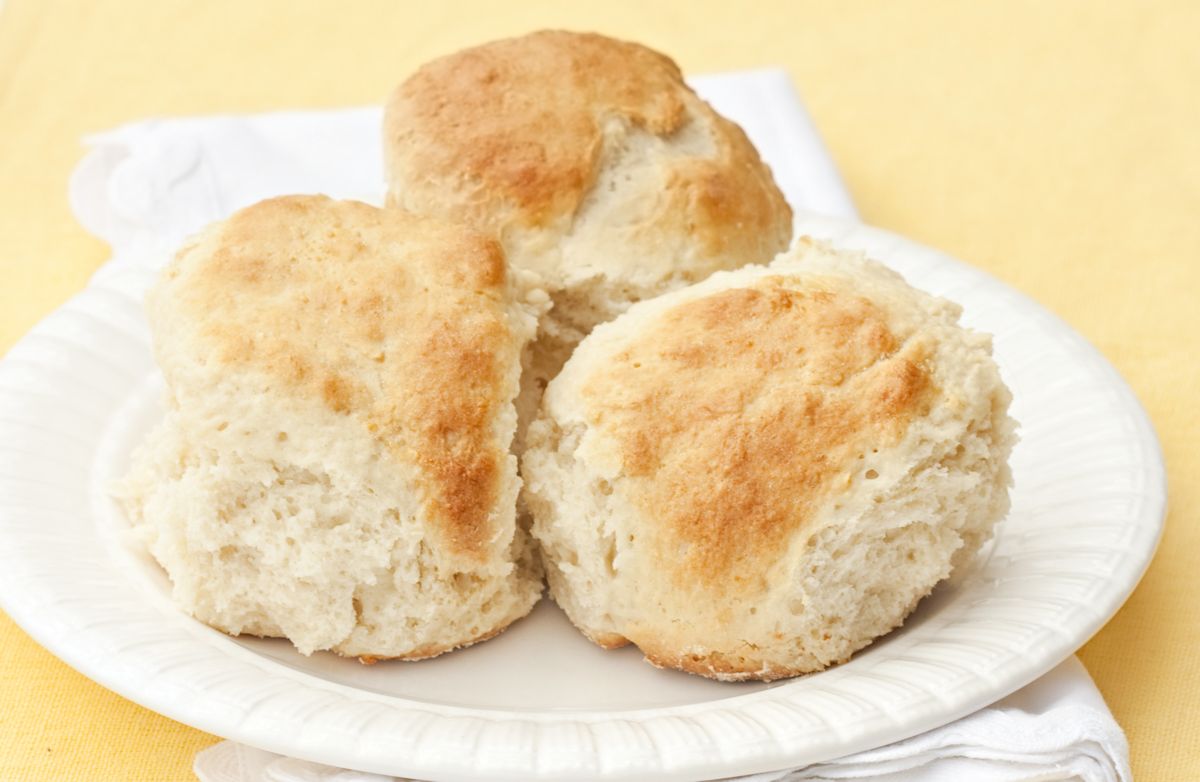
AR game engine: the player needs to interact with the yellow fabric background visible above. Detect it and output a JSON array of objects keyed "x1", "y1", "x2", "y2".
[{"x1": 0, "y1": 0, "x2": 1195, "y2": 778}]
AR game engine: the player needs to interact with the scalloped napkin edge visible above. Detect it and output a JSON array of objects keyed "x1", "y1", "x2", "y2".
[{"x1": 67, "y1": 68, "x2": 1129, "y2": 782}]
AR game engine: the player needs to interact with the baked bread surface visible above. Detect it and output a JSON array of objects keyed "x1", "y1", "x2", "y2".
[
  {"x1": 522, "y1": 238, "x2": 1016, "y2": 680},
  {"x1": 120, "y1": 195, "x2": 542, "y2": 660},
  {"x1": 384, "y1": 30, "x2": 794, "y2": 430}
]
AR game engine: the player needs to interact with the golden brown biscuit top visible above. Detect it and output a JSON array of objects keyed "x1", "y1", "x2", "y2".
[
  {"x1": 383, "y1": 30, "x2": 792, "y2": 263},
  {"x1": 386, "y1": 31, "x2": 684, "y2": 226},
  {"x1": 582, "y1": 276, "x2": 934, "y2": 589},
  {"x1": 155, "y1": 195, "x2": 513, "y2": 559}
]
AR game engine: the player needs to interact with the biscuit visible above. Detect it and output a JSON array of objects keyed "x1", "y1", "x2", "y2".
[
  {"x1": 522, "y1": 238, "x2": 1016, "y2": 680},
  {"x1": 119, "y1": 195, "x2": 542, "y2": 660}
]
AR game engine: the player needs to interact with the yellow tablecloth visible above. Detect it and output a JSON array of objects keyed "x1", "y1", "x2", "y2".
[{"x1": 1, "y1": 1, "x2": 1196, "y2": 779}]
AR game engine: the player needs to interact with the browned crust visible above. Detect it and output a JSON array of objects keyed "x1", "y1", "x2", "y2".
[
  {"x1": 582, "y1": 277, "x2": 935, "y2": 592},
  {"x1": 632, "y1": 587, "x2": 933, "y2": 682},
  {"x1": 160, "y1": 195, "x2": 514, "y2": 559},
  {"x1": 657, "y1": 135, "x2": 793, "y2": 264},
  {"x1": 386, "y1": 31, "x2": 686, "y2": 227},
  {"x1": 383, "y1": 30, "x2": 792, "y2": 251},
  {"x1": 640, "y1": 647, "x2": 824, "y2": 683},
  {"x1": 587, "y1": 631, "x2": 631, "y2": 650},
  {"x1": 212, "y1": 615, "x2": 518, "y2": 665},
  {"x1": 354, "y1": 622, "x2": 511, "y2": 665}
]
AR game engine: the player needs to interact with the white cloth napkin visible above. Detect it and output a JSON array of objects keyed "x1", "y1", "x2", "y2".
[{"x1": 67, "y1": 69, "x2": 1130, "y2": 782}]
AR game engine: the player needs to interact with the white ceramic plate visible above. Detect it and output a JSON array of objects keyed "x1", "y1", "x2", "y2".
[{"x1": 0, "y1": 214, "x2": 1165, "y2": 781}]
